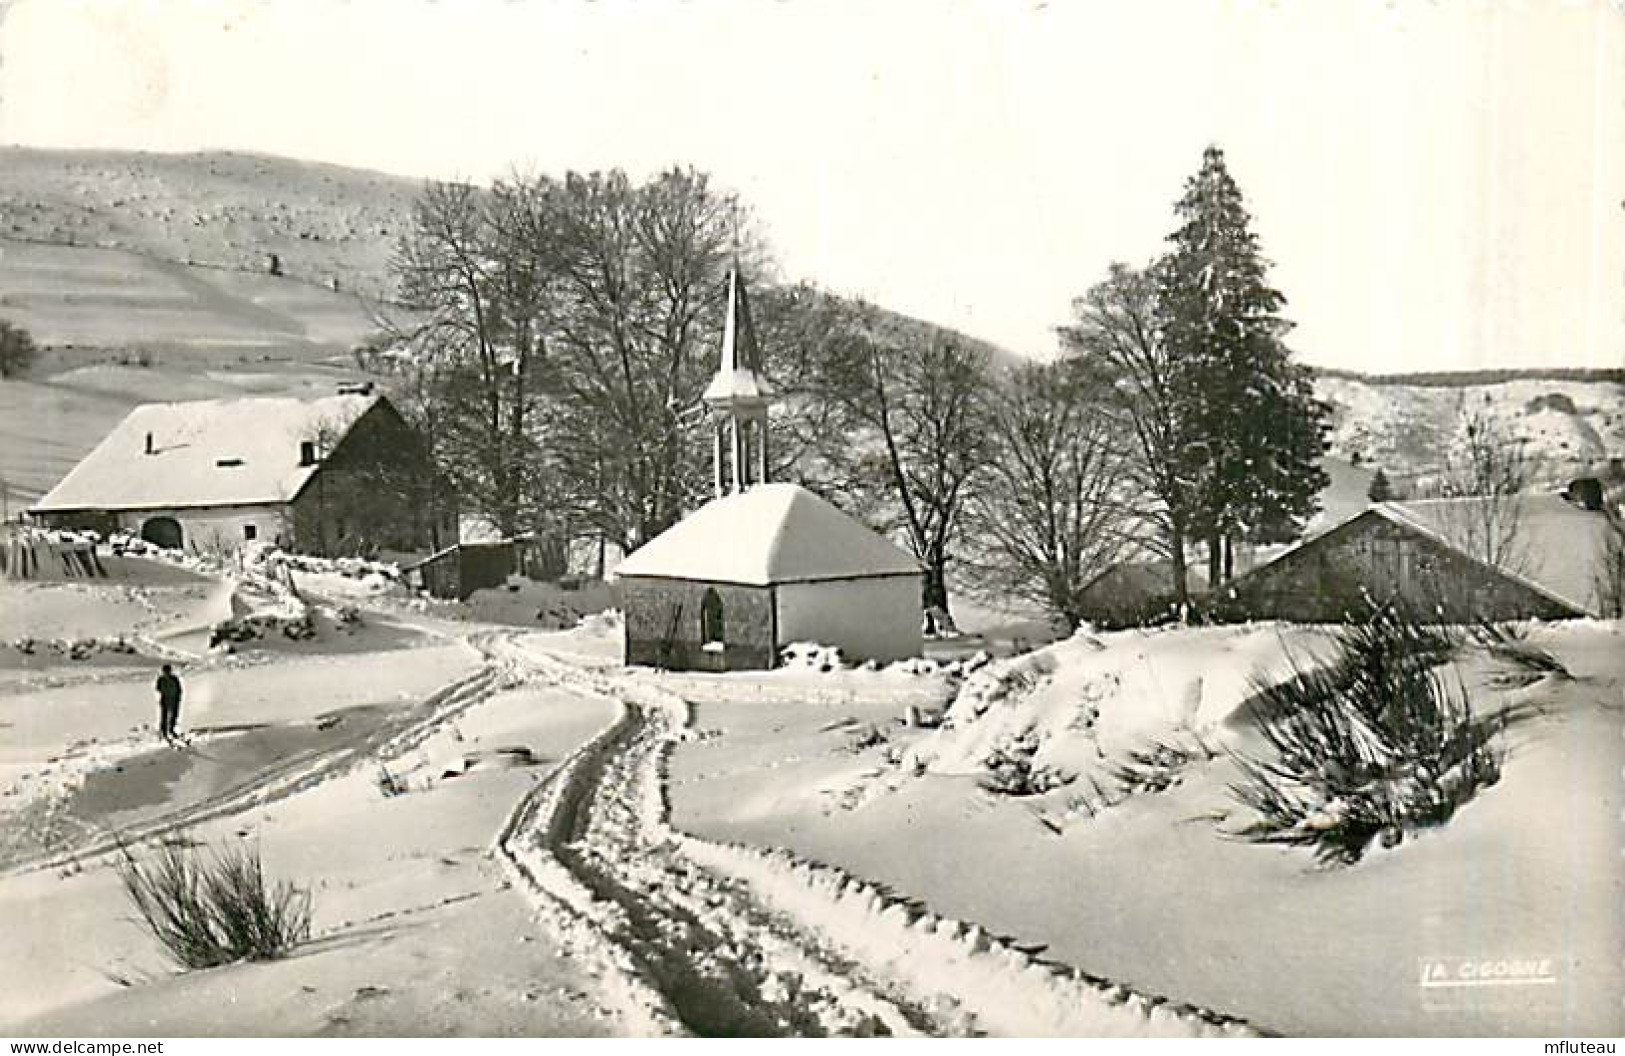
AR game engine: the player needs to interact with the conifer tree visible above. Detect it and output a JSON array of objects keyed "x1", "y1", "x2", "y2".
[
  {"x1": 1156, "y1": 145, "x2": 1329, "y2": 583},
  {"x1": 1367, "y1": 467, "x2": 1394, "y2": 502}
]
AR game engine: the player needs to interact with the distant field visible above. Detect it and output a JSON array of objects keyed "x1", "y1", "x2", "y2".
[{"x1": 0, "y1": 238, "x2": 383, "y2": 363}]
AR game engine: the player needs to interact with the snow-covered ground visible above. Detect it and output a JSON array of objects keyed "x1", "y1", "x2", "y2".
[
  {"x1": 6, "y1": 675, "x2": 623, "y2": 1035},
  {"x1": 6, "y1": 554, "x2": 1618, "y2": 1036},
  {"x1": 668, "y1": 620, "x2": 1625, "y2": 1036}
]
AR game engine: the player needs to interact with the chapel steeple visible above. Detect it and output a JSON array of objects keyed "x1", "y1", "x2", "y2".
[{"x1": 702, "y1": 266, "x2": 773, "y2": 496}]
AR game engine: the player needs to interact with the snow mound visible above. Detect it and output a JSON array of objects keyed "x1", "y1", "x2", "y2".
[
  {"x1": 464, "y1": 577, "x2": 617, "y2": 630},
  {"x1": 909, "y1": 624, "x2": 1319, "y2": 781},
  {"x1": 780, "y1": 642, "x2": 845, "y2": 671}
]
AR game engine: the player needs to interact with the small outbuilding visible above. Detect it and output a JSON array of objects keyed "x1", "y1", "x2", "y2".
[{"x1": 615, "y1": 266, "x2": 923, "y2": 671}]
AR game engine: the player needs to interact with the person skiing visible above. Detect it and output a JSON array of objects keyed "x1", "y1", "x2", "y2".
[{"x1": 155, "y1": 663, "x2": 183, "y2": 742}]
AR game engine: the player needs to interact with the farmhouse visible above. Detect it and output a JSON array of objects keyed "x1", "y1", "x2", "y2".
[
  {"x1": 1220, "y1": 488, "x2": 1621, "y2": 622},
  {"x1": 29, "y1": 389, "x2": 455, "y2": 557},
  {"x1": 615, "y1": 268, "x2": 923, "y2": 671}
]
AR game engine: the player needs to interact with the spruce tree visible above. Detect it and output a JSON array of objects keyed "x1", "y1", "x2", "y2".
[
  {"x1": 1367, "y1": 467, "x2": 1394, "y2": 502},
  {"x1": 1156, "y1": 145, "x2": 1329, "y2": 583}
]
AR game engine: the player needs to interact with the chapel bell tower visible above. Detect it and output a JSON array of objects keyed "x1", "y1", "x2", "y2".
[{"x1": 702, "y1": 266, "x2": 773, "y2": 497}]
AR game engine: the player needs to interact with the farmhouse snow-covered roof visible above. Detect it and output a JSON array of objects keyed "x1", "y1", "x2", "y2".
[
  {"x1": 1376, "y1": 494, "x2": 1618, "y2": 616},
  {"x1": 32, "y1": 393, "x2": 379, "y2": 513},
  {"x1": 614, "y1": 482, "x2": 921, "y2": 586}
]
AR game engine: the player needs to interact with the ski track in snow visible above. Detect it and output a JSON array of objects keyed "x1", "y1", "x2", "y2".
[
  {"x1": 0, "y1": 631, "x2": 513, "y2": 879},
  {"x1": 494, "y1": 642, "x2": 1264, "y2": 1038}
]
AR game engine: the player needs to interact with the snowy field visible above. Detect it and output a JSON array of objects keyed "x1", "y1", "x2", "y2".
[{"x1": 3, "y1": 551, "x2": 1619, "y2": 1036}]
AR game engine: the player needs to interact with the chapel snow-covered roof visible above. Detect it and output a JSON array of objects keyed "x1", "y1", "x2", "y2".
[
  {"x1": 614, "y1": 482, "x2": 921, "y2": 586},
  {"x1": 32, "y1": 393, "x2": 379, "y2": 513}
]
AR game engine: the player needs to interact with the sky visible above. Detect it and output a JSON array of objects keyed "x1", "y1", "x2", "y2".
[{"x1": 0, "y1": 0, "x2": 1620, "y2": 373}]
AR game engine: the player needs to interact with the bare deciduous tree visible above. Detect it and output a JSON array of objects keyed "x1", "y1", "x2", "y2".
[
  {"x1": 963, "y1": 360, "x2": 1130, "y2": 632},
  {"x1": 1435, "y1": 405, "x2": 1532, "y2": 574},
  {"x1": 1059, "y1": 263, "x2": 1198, "y2": 607},
  {"x1": 812, "y1": 304, "x2": 993, "y2": 633},
  {"x1": 544, "y1": 168, "x2": 752, "y2": 551},
  {"x1": 384, "y1": 177, "x2": 558, "y2": 538}
]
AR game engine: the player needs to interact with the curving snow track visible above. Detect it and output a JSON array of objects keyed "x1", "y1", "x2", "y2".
[{"x1": 496, "y1": 644, "x2": 1265, "y2": 1038}]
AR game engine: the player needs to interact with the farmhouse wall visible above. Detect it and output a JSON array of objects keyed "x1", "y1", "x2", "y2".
[
  {"x1": 120, "y1": 505, "x2": 289, "y2": 554},
  {"x1": 1223, "y1": 512, "x2": 1578, "y2": 623},
  {"x1": 621, "y1": 576, "x2": 775, "y2": 671},
  {"x1": 288, "y1": 400, "x2": 456, "y2": 557}
]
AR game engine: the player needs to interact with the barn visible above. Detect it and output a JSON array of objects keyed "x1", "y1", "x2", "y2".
[
  {"x1": 1219, "y1": 489, "x2": 1621, "y2": 623},
  {"x1": 29, "y1": 389, "x2": 455, "y2": 558},
  {"x1": 615, "y1": 265, "x2": 923, "y2": 671}
]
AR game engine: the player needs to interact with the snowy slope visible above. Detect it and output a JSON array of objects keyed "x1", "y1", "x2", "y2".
[{"x1": 1317, "y1": 375, "x2": 1625, "y2": 490}]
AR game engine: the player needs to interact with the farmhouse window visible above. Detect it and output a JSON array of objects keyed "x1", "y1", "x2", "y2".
[
  {"x1": 243, "y1": 524, "x2": 257, "y2": 541},
  {"x1": 700, "y1": 588, "x2": 725, "y2": 646}
]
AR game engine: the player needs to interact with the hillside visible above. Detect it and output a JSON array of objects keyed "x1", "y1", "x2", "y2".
[
  {"x1": 0, "y1": 148, "x2": 419, "y2": 297},
  {"x1": 1317, "y1": 374, "x2": 1625, "y2": 493}
]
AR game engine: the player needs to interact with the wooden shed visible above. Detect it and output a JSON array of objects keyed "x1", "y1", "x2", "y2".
[{"x1": 1220, "y1": 494, "x2": 1618, "y2": 622}]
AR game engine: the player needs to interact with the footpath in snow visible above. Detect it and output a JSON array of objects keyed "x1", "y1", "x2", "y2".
[{"x1": 494, "y1": 638, "x2": 1259, "y2": 1038}]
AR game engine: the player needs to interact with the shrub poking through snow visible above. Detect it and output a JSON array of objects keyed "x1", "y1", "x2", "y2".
[
  {"x1": 208, "y1": 611, "x2": 317, "y2": 648},
  {"x1": 1469, "y1": 620, "x2": 1569, "y2": 687},
  {"x1": 1229, "y1": 606, "x2": 1506, "y2": 865},
  {"x1": 980, "y1": 737, "x2": 1071, "y2": 796},
  {"x1": 116, "y1": 838, "x2": 313, "y2": 969},
  {"x1": 375, "y1": 764, "x2": 409, "y2": 797},
  {"x1": 1109, "y1": 737, "x2": 1218, "y2": 796},
  {"x1": 845, "y1": 723, "x2": 891, "y2": 752}
]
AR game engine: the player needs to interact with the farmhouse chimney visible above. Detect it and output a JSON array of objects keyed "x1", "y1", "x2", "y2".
[
  {"x1": 1566, "y1": 477, "x2": 1604, "y2": 512},
  {"x1": 144, "y1": 431, "x2": 154, "y2": 455},
  {"x1": 299, "y1": 440, "x2": 318, "y2": 467}
]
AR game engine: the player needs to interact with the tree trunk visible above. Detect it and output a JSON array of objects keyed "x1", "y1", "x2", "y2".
[
  {"x1": 1207, "y1": 529, "x2": 1222, "y2": 588},
  {"x1": 1168, "y1": 519, "x2": 1190, "y2": 608},
  {"x1": 1222, "y1": 534, "x2": 1235, "y2": 582},
  {"x1": 921, "y1": 561, "x2": 956, "y2": 636}
]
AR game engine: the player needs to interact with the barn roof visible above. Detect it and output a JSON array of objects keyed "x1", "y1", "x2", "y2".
[
  {"x1": 32, "y1": 393, "x2": 379, "y2": 513},
  {"x1": 1375, "y1": 495, "x2": 1618, "y2": 616},
  {"x1": 614, "y1": 482, "x2": 921, "y2": 586}
]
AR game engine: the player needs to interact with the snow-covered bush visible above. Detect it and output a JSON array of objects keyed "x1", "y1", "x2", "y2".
[
  {"x1": 7, "y1": 635, "x2": 139, "y2": 661},
  {"x1": 208, "y1": 611, "x2": 316, "y2": 647},
  {"x1": 1229, "y1": 606, "x2": 1505, "y2": 865},
  {"x1": 1107, "y1": 737, "x2": 1217, "y2": 796},
  {"x1": 950, "y1": 649, "x2": 1057, "y2": 723},
  {"x1": 979, "y1": 736, "x2": 1071, "y2": 796}
]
